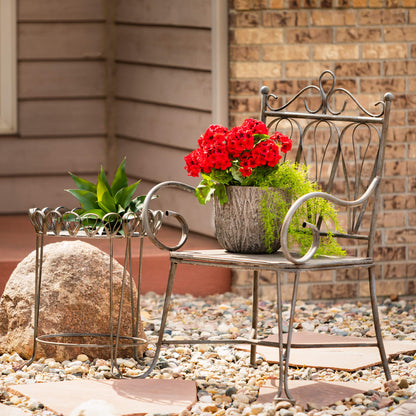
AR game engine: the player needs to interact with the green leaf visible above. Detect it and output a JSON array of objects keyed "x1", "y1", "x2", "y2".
[
  {"x1": 83, "y1": 208, "x2": 106, "y2": 218},
  {"x1": 97, "y1": 179, "x2": 117, "y2": 213},
  {"x1": 195, "y1": 178, "x2": 216, "y2": 205},
  {"x1": 195, "y1": 187, "x2": 214, "y2": 205},
  {"x1": 214, "y1": 183, "x2": 228, "y2": 204},
  {"x1": 114, "y1": 180, "x2": 141, "y2": 209},
  {"x1": 129, "y1": 195, "x2": 145, "y2": 212},
  {"x1": 98, "y1": 166, "x2": 112, "y2": 196},
  {"x1": 97, "y1": 193, "x2": 117, "y2": 213},
  {"x1": 68, "y1": 172, "x2": 97, "y2": 193},
  {"x1": 209, "y1": 169, "x2": 232, "y2": 185},
  {"x1": 111, "y1": 158, "x2": 128, "y2": 195},
  {"x1": 65, "y1": 189, "x2": 99, "y2": 211},
  {"x1": 253, "y1": 133, "x2": 269, "y2": 143},
  {"x1": 230, "y1": 165, "x2": 244, "y2": 184}
]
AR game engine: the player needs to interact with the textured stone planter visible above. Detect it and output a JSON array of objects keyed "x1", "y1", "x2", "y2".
[{"x1": 213, "y1": 186, "x2": 288, "y2": 254}]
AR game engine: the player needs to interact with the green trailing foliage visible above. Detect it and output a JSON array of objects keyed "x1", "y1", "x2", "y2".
[
  {"x1": 66, "y1": 158, "x2": 147, "y2": 219},
  {"x1": 259, "y1": 162, "x2": 346, "y2": 257}
]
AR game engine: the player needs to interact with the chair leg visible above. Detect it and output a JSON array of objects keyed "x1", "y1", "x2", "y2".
[
  {"x1": 275, "y1": 271, "x2": 284, "y2": 399},
  {"x1": 250, "y1": 270, "x2": 259, "y2": 366},
  {"x1": 139, "y1": 260, "x2": 178, "y2": 378},
  {"x1": 274, "y1": 271, "x2": 297, "y2": 403},
  {"x1": 368, "y1": 266, "x2": 391, "y2": 380},
  {"x1": 280, "y1": 271, "x2": 299, "y2": 403}
]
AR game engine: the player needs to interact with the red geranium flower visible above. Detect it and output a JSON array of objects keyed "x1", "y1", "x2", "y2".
[
  {"x1": 270, "y1": 132, "x2": 292, "y2": 153},
  {"x1": 184, "y1": 118, "x2": 292, "y2": 188},
  {"x1": 241, "y1": 118, "x2": 269, "y2": 136}
]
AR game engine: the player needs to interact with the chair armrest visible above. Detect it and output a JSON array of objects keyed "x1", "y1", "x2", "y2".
[
  {"x1": 141, "y1": 181, "x2": 196, "y2": 251},
  {"x1": 280, "y1": 176, "x2": 381, "y2": 264}
]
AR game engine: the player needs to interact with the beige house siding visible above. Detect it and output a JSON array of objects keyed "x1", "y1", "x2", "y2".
[
  {"x1": 0, "y1": 0, "x2": 107, "y2": 212},
  {"x1": 114, "y1": 0, "x2": 216, "y2": 235},
  {"x1": 228, "y1": 1, "x2": 416, "y2": 300},
  {"x1": 0, "y1": 0, "x2": 17, "y2": 134},
  {"x1": 0, "y1": 0, "x2": 218, "y2": 238}
]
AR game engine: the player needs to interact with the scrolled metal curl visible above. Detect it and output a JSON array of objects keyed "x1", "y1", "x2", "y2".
[
  {"x1": 280, "y1": 177, "x2": 381, "y2": 264},
  {"x1": 142, "y1": 181, "x2": 196, "y2": 251}
]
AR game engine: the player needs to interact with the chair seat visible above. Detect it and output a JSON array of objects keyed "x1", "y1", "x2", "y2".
[{"x1": 170, "y1": 249, "x2": 373, "y2": 271}]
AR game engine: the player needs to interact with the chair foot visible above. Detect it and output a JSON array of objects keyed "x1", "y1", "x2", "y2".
[
  {"x1": 368, "y1": 267, "x2": 391, "y2": 380},
  {"x1": 274, "y1": 395, "x2": 296, "y2": 405}
]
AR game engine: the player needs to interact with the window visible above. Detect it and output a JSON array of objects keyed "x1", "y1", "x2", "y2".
[{"x1": 0, "y1": 0, "x2": 17, "y2": 134}]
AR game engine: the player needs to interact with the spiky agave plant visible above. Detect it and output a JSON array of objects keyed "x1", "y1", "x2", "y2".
[{"x1": 66, "y1": 158, "x2": 146, "y2": 232}]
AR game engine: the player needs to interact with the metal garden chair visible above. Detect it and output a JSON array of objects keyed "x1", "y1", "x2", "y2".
[{"x1": 141, "y1": 70, "x2": 394, "y2": 401}]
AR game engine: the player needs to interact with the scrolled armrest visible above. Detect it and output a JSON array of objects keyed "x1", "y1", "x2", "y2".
[
  {"x1": 142, "y1": 181, "x2": 196, "y2": 251},
  {"x1": 280, "y1": 177, "x2": 381, "y2": 264}
]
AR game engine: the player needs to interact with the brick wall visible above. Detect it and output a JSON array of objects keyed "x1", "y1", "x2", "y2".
[{"x1": 228, "y1": 1, "x2": 416, "y2": 301}]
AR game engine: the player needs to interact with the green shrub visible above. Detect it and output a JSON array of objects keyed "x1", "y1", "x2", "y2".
[{"x1": 259, "y1": 162, "x2": 345, "y2": 257}]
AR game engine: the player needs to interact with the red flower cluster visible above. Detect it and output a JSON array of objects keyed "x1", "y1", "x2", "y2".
[{"x1": 185, "y1": 119, "x2": 292, "y2": 179}]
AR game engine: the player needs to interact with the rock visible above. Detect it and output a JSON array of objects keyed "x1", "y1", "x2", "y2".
[
  {"x1": 0, "y1": 240, "x2": 146, "y2": 361},
  {"x1": 383, "y1": 379, "x2": 399, "y2": 393},
  {"x1": 275, "y1": 401, "x2": 292, "y2": 410},
  {"x1": 279, "y1": 409, "x2": 294, "y2": 416},
  {"x1": 202, "y1": 404, "x2": 218, "y2": 412},
  {"x1": 225, "y1": 386, "x2": 237, "y2": 396},
  {"x1": 398, "y1": 378, "x2": 409, "y2": 389},
  {"x1": 377, "y1": 397, "x2": 394, "y2": 409}
]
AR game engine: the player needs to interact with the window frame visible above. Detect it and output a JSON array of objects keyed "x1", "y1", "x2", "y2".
[{"x1": 0, "y1": 0, "x2": 17, "y2": 134}]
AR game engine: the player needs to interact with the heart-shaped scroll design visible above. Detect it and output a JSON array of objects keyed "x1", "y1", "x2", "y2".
[
  {"x1": 62, "y1": 210, "x2": 82, "y2": 236},
  {"x1": 152, "y1": 210, "x2": 164, "y2": 234},
  {"x1": 122, "y1": 212, "x2": 140, "y2": 237},
  {"x1": 103, "y1": 213, "x2": 122, "y2": 236},
  {"x1": 29, "y1": 208, "x2": 47, "y2": 234},
  {"x1": 81, "y1": 213, "x2": 103, "y2": 237},
  {"x1": 45, "y1": 210, "x2": 63, "y2": 235},
  {"x1": 139, "y1": 209, "x2": 164, "y2": 236}
]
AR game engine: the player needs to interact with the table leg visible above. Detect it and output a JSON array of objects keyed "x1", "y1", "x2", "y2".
[
  {"x1": 25, "y1": 233, "x2": 44, "y2": 368},
  {"x1": 113, "y1": 237, "x2": 131, "y2": 372},
  {"x1": 133, "y1": 238, "x2": 144, "y2": 360}
]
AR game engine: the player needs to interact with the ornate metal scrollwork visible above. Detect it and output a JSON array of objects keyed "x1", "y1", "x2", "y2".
[
  {"x1": 262, "y1": 70, "x2": 389, "y2": 118},
  {"x1": 28, "y1": 207, "x2": 164, "y2": 238}
]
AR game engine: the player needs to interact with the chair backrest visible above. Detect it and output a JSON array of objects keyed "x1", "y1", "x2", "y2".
[{"x1": 260, "y1": 70, "x2": 393, "y2": 252}]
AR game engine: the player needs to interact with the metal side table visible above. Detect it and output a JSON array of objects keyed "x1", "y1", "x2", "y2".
[{"x1": 26, "y1": 207, "x2": 163, "y2": 377}]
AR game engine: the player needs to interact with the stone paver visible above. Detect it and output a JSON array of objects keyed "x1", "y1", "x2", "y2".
[
  {"x1": 258, "y1": 379, "x2": 381, "y2": 408},
  {"x1": 390, "y1": 394, "x2": 416, "y2": 416},
  {"x1": 239, "y1": 332, "x2": 416, "y2": 371},
  {"x1": 0, "y1": 403, "x2": 30, "y2": 415},
  {"x1": 9, "y1": 379, "x2": 197, "y2": 416}
]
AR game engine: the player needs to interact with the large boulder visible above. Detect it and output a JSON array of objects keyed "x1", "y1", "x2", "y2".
[{"x1": 0, "y1": 240, "x2": 147, "y2": 361}]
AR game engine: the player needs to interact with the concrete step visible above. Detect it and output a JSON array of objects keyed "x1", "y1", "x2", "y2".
[{"x1": 0, "y1": 215, "x2": 230, "y2": 297}]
